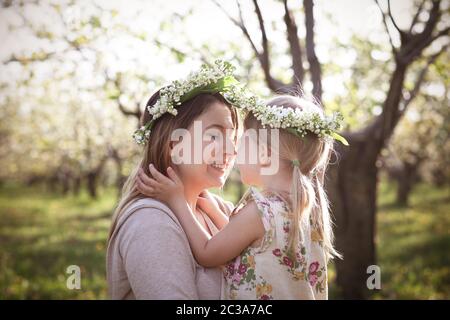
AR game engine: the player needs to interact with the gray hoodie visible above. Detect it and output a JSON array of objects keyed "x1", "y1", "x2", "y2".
[{"x1": 106, "y1": 196, "x2": 233, "y2": 299}]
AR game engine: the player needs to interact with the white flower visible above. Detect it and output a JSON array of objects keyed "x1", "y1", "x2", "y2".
[{"x1": 134, "y1": 59, "x2": 345, "y2": 146}]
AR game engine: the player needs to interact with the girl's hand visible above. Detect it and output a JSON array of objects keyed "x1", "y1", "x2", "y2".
[
  {"x1": 197, "y1": 191, "x2": 223, "y2": 218},
  {"x1": 197, "y1": 190, "x2": 230, "y2": 230},
  {"x1": 136, "y1": 164, "x2": 184, "y2": 207}
]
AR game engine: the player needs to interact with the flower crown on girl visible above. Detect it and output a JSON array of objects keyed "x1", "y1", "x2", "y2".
[{"x1": 133, "y1": 60, "x2": 348, "y2": 146}]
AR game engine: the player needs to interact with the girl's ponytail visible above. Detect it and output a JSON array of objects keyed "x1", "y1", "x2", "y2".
[
  {"x1": 288, "y1": 160, "x2": 315, "y2": 255},
  {"x1": 288, "y1": 160, "x2": 341, "y2": 261},
  {"x1": 310, "y1": 169, "x2": 342, "y2": 260}
]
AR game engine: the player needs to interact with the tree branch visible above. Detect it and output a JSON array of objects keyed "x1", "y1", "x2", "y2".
[
  {"x1": 212, "y1": 0, "x2": 290, "y2": 92},
  {"x1": 375, "y1": 0, "x2": 398, "y2": 55},
  {"x1": 282, "y1": 0, "x2": 304, "y2": 85},
  {"x1": 117, "y1": 101, "x2": 141, "y2": 121},
  {"x1": 154, "y1": 39, "x2": 209, "y2": 64},
  {"x1": 387, "y1": 0, "x2": 405, "y2": 36},
  {"x1": 401, "y1": 43, "x2": 449, "y2": 112},
  {"x1": 422, "y1": 26, "x2": 450, "y2": 49},
  {"x1": 252, "y1": 0, "x2": 268, "y2": 64},
  {"x1": 235, "y1": 0, "x2": 261, "y2": 59},
  {"x1": 360, "y1": 0, "x2": 445, "y2": 151},
  {"x1": 303, "y1": 0, "x2": 322, "y2": 102},
  {"x1": 211, "y1": 0, "x2": 260, "y2": 57},
  {"x1": 409, "y1": 0, "x2": 426, "y2": 34},
  {"x1": 252, "y1": 0, "x2": 286, "y2": 91},
  {"x1": 367, "y1": 40, "x2": 447, "y2": 152},
  {"x1": 400, "y1": 0, "x2": 442, "y2": 64},
  {"x1": 104, "y1": 71, "x2": 141, "y2": 121}
]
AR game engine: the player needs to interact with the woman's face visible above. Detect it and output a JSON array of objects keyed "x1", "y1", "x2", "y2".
[{"x1": 171, "y1": 102, "x2": 237, "y2": 191}]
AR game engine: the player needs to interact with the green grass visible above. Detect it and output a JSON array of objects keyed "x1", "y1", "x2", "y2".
[
  {"x1": 373, "y1": 182, "x2": 450, "y2": 299},
  {"x1": 0, "y1": 181, "x2": 448, "y2": 299},
  {"x1": 0, "y1": 185, "x2": 114, "y2": 299}
]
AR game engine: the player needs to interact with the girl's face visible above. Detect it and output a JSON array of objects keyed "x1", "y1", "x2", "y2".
[
  {"x1": 172, "y1": 102, "x2": 237, "y2": 190},
  {"x1": 236, "y1": 131, "x2": 266, "y2": 187}
]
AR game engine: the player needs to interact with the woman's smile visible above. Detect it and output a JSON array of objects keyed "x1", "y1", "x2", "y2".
[{"x1": 208, "y1": 161, "x2": 232, "y2": 176}]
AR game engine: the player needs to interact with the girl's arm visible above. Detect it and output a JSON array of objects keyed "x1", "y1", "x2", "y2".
[
  {"x1": 170, "y1": 197, "x2": 264, "y2": 267},
  {"x1": 137, "y1": 164, "x2": 265, "y2": 267}
]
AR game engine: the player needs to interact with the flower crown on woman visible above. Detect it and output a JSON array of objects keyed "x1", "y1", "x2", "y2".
[{"x1": 133, "y1": 59, "x2": 349, "y2": 146}]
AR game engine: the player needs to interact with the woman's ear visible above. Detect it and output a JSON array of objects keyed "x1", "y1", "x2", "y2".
[{"x1": 169, "y1": 140, "x2": 181, "y2": 165}]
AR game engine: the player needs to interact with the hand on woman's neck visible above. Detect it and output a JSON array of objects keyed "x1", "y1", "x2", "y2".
[
  {"x1": 182, "y1": 185, "x2": 212, "y2": 235},
  {"x1": 183, "y1": 186, "x2": 202, "y2": 211}
]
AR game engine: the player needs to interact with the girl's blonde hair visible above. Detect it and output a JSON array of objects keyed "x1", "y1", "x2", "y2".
[
  {"x1": 108, "y1": 91, "x2": 239, "y2": 241},
  {"x1": 244, "y1": 95, "x2": 341, "y2": 260}
]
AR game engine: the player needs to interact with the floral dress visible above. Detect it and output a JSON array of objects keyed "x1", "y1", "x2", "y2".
[{"x1": 221, "y1": 187, "x2": 328, "y2": 300}]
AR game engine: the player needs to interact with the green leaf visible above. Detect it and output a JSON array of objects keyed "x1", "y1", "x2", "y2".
[
  {"x1": 180, "y1": 76, "x2": 239, "y2": 103},
  {"x1": 330, "y1": 132, "x2": 349, "y2": 146},
  {"x1": 222, "y1": 75, "x2": 239, "y2": 87}
]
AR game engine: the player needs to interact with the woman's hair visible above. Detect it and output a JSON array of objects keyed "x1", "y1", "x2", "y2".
[
  {"x1": 108, "y1": 90, "x2": 239, "y2": 240},
  {"x1": 244, "y1": 95, "x2": 340, "y2": 260}
]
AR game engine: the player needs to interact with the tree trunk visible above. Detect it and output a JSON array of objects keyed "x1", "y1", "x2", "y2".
[
  {"x1": 432, "y1": 167, "x2": 447, "y2": 187},
  {"x1": 60, "y1": 171, "x2": 70, "y2": 195},
  {"x1": 85, "y1": 156, "x2": 108, "y2": 199},
  {"x1": 107, "y1": 147, "x2": 127, "y2": 196},
  {"x1": 46, "y1": 174, "x2": 58, "y2": 193},
  {"x1": 327, "y1": 141, "x2": 378, "y2": 299},
  {"x1": 396, "y1": 175, "x2": 411, "y2": 206},
  {"x1": 86, "y1": 172, "x2": 98, "y2": 199},
  {"x1": 396, "y1": 162, "x2": 418, "y2": 206},
  {"x1": 73, "y1": 176, "x2": 81, "y2": 196}
]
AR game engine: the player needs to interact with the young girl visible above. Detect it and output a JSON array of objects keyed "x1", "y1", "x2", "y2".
[{"x1": 137, "y1": 95, "x2": 345, "y2": 300}]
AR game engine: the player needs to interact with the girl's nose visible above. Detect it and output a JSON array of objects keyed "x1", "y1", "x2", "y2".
[
  {"x1": 225, "y1": 145, "x2": 237, "y2": 156},
  {"x1": 224, "y1": 136, "x2": 237, "y2": 156}
]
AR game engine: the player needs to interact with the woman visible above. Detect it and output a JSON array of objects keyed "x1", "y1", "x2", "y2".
[{"x1": 106, "y1": 62, "x2": 241, "y2": 299}]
